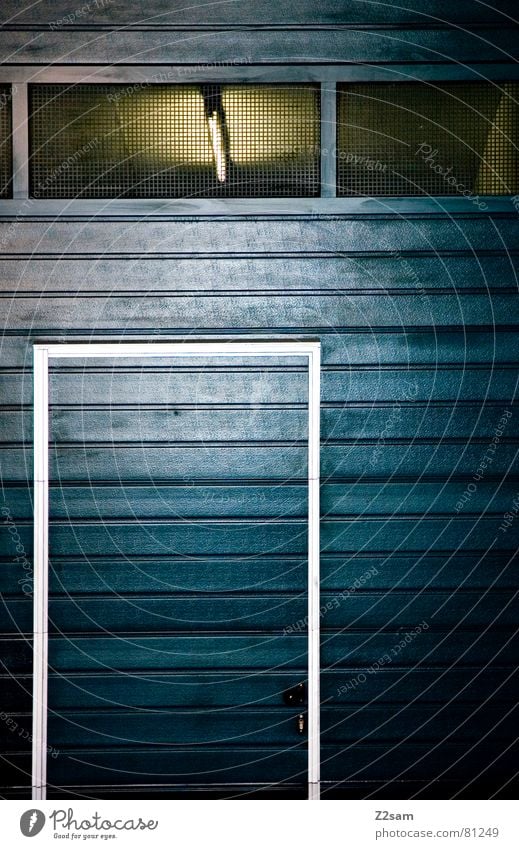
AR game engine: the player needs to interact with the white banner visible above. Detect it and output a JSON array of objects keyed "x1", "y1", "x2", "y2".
[{"x1": 1, "y1": 800, "x2": 516, "y2": 849}]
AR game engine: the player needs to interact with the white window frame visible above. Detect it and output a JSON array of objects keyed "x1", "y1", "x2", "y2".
[{"x1": 32, "y1": 341, "x2": 321, "y2": 801}]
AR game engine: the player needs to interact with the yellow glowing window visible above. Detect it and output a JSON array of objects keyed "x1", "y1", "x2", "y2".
[
  {"x1": 29, "y1": 83, "x2": 320, "y2": 198},
  {"x1": 337, "y1": 82, "x2": 519, "y2": 197}
]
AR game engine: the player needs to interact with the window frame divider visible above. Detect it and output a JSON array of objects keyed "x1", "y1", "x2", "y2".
[
  {"x1": 320, "y1": 81, "x2": 336, "y2": 198},
  {"x1": 11, "y1": 82, "x2": 29, "y2": 199}
]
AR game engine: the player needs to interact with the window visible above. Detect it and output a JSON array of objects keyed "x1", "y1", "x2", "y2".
[
  {"x1": 337, "y1": 82, "x2": 519, "y2": 197},
  {"x1": 29, "y1": 83, "x2": 320, "y2": 198},
  {"x1": 0, "y1": 84, "x2": 12, "y2": 198}
]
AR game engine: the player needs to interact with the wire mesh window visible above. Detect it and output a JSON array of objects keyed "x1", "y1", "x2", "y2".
[
  {"x1": 0, "y1": 85, "x2": 13, "y2": 198},
  {"x1": 29, "y1": 83, "x2": 320, "y2": 198},
  {"x1": 337, "y1": 82, "x2": 519, "y2": 197}
]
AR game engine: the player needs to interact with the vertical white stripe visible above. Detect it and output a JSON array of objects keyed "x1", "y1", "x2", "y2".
[
  {"x1": 308, "y1": 346, "x2": 321, "y2": 799},
  {"x1": 32, "y1": 346, "x2": 48, "y2": 801}
]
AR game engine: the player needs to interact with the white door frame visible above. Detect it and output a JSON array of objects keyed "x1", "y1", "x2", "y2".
[{"x1": 32, "y1": 341, "x2": 321, "y2": 800}]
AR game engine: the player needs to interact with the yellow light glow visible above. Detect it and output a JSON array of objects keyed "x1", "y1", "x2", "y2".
[
  {"x1": 223, "y1": 86, "x2": 318, "y2": 165},
  {"x1": 118, "y1": 86, "x2": 214, "y2": 167},
  {"x1": 475, "y1": 82, "x2": 519, "y2": 194},
  {"x1": 114, "y1": 84, "x2": 317, "y2": 176}
]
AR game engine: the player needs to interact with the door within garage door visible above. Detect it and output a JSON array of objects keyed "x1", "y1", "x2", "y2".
[{"x1": 32, "y1": 341, "x2": 320, "y2": 800}]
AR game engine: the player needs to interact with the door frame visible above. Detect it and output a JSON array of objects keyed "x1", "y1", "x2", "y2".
[{"x1": 32, "y1": 340, "x2": 321, "y2": 800}]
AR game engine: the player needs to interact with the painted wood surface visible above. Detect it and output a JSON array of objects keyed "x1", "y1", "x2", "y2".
[
  {"x1": 0, "y1": 6, "x2": 518, "y2": 800},
  {"x1": 2, "y1": 1, "x2": 517, "y2": 27}
]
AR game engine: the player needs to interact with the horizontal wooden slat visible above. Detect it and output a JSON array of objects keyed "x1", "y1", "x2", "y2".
[
  {"x1": 43, "y1": 552, "x2": 519, "y2": 593},
  {"x1": 4, "y1": 404, "x2": 519, "y2": 444},
  {"x1": 3, "y1": 520, "x2": 311, "y2": 557},
  {"x1": 6, "y1": 738, "x2": 518, "y2": 787},
  {"x1": 5, "y1": 483, "x2": 310, "y2": 517},
  {"x1": 321, "y1": 781, "x2": 514, "y2": 800},
  {"x1": 3, "y1": 741, "x2": 518, "y2": 786},
  {"x1": 42, "y1": 786, "x2": 307, "y2": 799},
  {"x1": 32, "y1": 781, "x2": 509, "y2": 799},
  {"x1": 3, "y1": 703, "x2": 517, "y2": 751},
  {"x1": 4, "y1": 748, "x2": 308, "y2": 785},
  {"x1": 4, "y1": 664, "x2": 516, "y2": 712},
  {"x1": 1, "y1": 197, "x2": 517, "y2": 216},
  {"x1": 0, "y1": 29, "x2": 517, "y2": 64},
  {"x1": 320, "y1": 739, "x2": 519, "y2": 782},
  {"x1": 5, "y1": 670, "x2": 306, "y2": 711},
  {"x1": 0, "y1": 219, "x2": 516, "y2": 255},
  {"x1": 3, "y1": 515, "x2": 519, "y2": 558},
  {"x1": 315, "y1": 517, "x2": 519, "y2": 553},
  {"x1": 2, "y1": 442, "x2": 517, "y2": 481},
  {"x1": 41, "y1": 666, "x2": 519, "y2": 711},
  {"x1": 0, "y1": 788, "x2": 32, "y2": 798},
  {"x1": 321, "y1": 589, "x2": 519, "y2": 629},
  {"x1": 2, "y1": 551, "x2": 517, "y2": 598},
  {"x1": 0, "y1": 551, "x2": 517, "y2": 598},
  {"x1": 45, "y1": 739, "x2": 519, "y2": 784},
  {"x1": 329, "y1": 665, "x2": 519, "y2": 706},
  {"x1": 1, "y1": 445, "x2": 309, "y2": 480},
  {"x1": 4, "y1": 479, "x2": 519, "y2": 519},
  {"x1": 1, "y1": 591, "x2": 516, "y2": 635},
  {"x1": 2, "y1": 331, "x2": 519, "y2": 369},
  {"x1": 1, "y1": 595, "x2": 308, "y2": 633},
  {"x1": 2, "y1": 0, "x2": 515, "y2": 26},
  {"x1": 2, "y1": 368, "x2": 518, "y2": 406},
  {"x1": 2, "y1": 293, "x2": 518, "y2": 330},
  {"x1": 322, "y1": 630, "x2": 519, "y2": 667},
  {"x1": 2, "y1": 630, "x2": 518, "y2": 672},
  {"x1": 1, "y1": 256, "x2": 518, "y2": 293},
  {"x1": 3, "y1": 710, "x2": 304, "y2": 749},
  {"x1": 1, "y1": 635, "x2": 307, "y2": 671}
]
